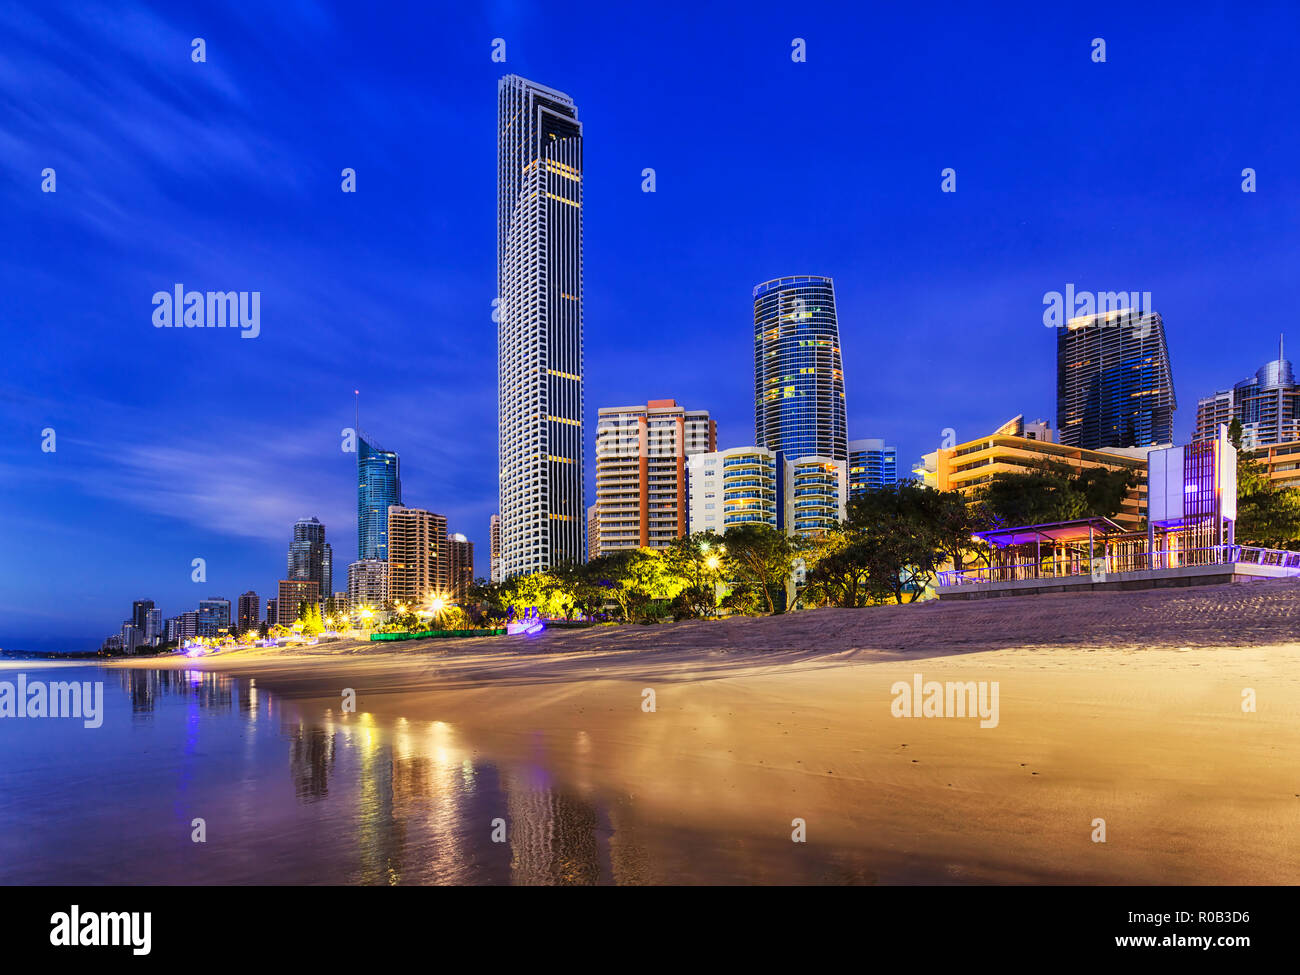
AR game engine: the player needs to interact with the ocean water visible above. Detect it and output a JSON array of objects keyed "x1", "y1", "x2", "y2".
[{"x1": 0, "y1": 664, "x2": 869, "y2": 885}]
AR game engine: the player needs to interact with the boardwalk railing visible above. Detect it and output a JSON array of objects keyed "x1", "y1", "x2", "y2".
[{"x1": 938, "y1": 545, "x2": 1300, "y2": 587}]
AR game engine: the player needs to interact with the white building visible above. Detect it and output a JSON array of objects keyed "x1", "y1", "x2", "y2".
[
  {"x1": 497, "y1": 75, "x2": 585, "y2": 578},
  {"x1": 688, "y1": 447, "x2": 778, "y2": 535},
  {"x1": 347, "y1": 558, "x2": 388, "y2": 611},
  {"x1": 783, "y1": 456, "x2": 848, "y2": 536}
]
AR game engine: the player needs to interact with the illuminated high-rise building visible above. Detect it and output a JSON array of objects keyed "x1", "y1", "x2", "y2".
[
  {"x1": 754, "y1": 275, "x2": 848, "y2": 463},
  {"x1": 236, "y1": 591, "x2": 260, "y2": 633},
  {"x1": 447, "y1": 533, "x2": 474, "y2": 604},
  {"x1": 847, "y1": 438, "x2": 897, "y2": 499},
  {"x1": 497, "y1": 75, "x2": 585, "y2": 578},
  {"x1": 287, "y1": 517, "x2": 332, "y2": 602},
  {"x1": 357, "y1": 433, "x2": 401, "y2": 561},
  {"x1": 489, "y1": 514, "x2": 502, "y2": 583},
  {"x1": 1194, "y1": 337, "x2": 1300, "y2": 448},
  {"x1": 593, "y1": 399, "x2": 716, "y2": 555},
  {"x1": 387, "y1": 506, "x2": 448, "y2": 609},
  {"x1": 1057, "y1": 308, "x2": 1175, "y2": 450}
]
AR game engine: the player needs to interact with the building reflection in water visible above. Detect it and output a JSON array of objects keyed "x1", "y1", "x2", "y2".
[{"x1": 99, "y1": 669, "x2": 860, "y2": 884}]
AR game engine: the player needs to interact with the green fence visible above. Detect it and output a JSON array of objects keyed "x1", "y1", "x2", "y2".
[{"x1": 369, "y1": 628, "x2": 506, "y2": 642}]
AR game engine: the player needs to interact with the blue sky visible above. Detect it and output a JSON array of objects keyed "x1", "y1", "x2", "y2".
[{"x1": 3, "y1": 1, "x2": 1299, "y2": 648}]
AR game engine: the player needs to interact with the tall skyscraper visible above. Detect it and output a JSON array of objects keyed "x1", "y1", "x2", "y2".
[
  {"x1": 237, "y1": 591, "x2": 260, "y2": 633},
  {"x1": 754, "y1": 275, "x2": 848, "y2": 464},
  {"x1": 592, "y1": 399, "x2": 716, "y2": 555},
  {"x1": 358, "y1": 433, "x2": 401, "y2": 561},
  {"x1": 847, "y1": 438, "x2": 897, "y2": 499},
  {"x1": 497, "y1": 74, "x2": 585, "y2": 578},
  {"x1": 1194, "y1": 337, "x2": 1300, "y2": 448},
  {"x1": 1057, "y1": 308, "x2": 1176, "y2": 450},
  {"x1": 489, "y1": 514, "x2": 502, "y2": 583},
  {"x1": 387, "y1": 506, "x2": 448, "y2": 609},
  {"x1": 447, "y1": 533, "x2": 475, "y2": 604},
  {"x1": 131, "y1": 599, "x2": 155, "y2": 634},
  {"x1": 287, "y1": 517, "x2": 332, "y2": 604}
]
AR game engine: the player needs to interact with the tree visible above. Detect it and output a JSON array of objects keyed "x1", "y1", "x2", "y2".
[
  {"x1": 801, "y1": 530, "x2": 873, "y2": 608},
  {"x1": 662, "y1": 532, "x2": 726, "y2": 618},
  {"x1": 721, "y1": 524, "x2": 798, "y2": 615},
  {"x1": 840, "y1": 482, "x2": 955, "y2": 604},
  {"x1": 551, "y1": 561, "x2": 607, "y2": 619},
  {"x1": 297, "y1": 603, "x2": 324, "y2": 636},
  {"x1": 586, "y1": 548, "x2": 683, "y2": 622}
]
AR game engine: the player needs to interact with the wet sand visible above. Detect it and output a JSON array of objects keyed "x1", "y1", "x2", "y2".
[{"x1": 115, "y1": 579, "x2": 1300, "y2": 884}]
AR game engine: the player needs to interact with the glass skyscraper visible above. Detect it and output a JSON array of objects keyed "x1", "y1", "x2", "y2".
[
  {"x1": 1057, "y1": 309, "x2": 1176, "y2": 450},
  {"x1": 497, "y1": 75, "x2": 585, "y2": 577},
  {"x1": 287, "y1": 517, "x2": 332, "y2": 602},
  {"x1": 357, "y1": 433, "x2": 401, "y2": 561},
  {"x1": 754, "y1": 275, "x2": 848, "y2": 463}
]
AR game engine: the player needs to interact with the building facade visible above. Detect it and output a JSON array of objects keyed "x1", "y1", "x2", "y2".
[
  {"x1": 347, "y1": 559, "x2": 388, "y2": 612},
  {"x1": 1194, "y1": 339, "x2": 1300, "y2": 449},
  {"x1": 754, "y1": 275, "x2": 848, "y2": 465},
  {"x1": 783, "y1": 457, "x2": 848, "y2": 535},
  {"x1": 196, "y1": 597, "x2": 231, "y2": 637},
  {"x1": 687, "y1": 446, "x2": 779, "y2": 535},
  {"x1": 287, "y1": 517, "x2": 332, "y2": 603},
  {"x1": 357, "y1": 433, "x2": 401, "y2": 561},
  {"x1": 143, "y1": 607, "x2": 162, "y2": 645},
  {"x1": 1057, "y1": 308, "x2": 1176, "y2": 450},
  {"x1": 916, "y1": 417, "x2": 1151, "y2": 531},
  {"x1": 236, "y1": 591, "x2": 260, "y2": 633},
  {"x1": 497, "y1": 75, "x2": 585, "y2": 578},
  {"x1": 447, "y1": 533, "x2": 475, "y2": 603},
  {"x1": 277, "y1": 580, "x2": 319, "y2": 627},
  {"x1": 489, "y1": 514, "x2": 502, "y2": 583},
  {"x1": 592, "y1": 399, "x2": 716, "y2": 555},
  {"x1": 847, "y1": 438, "x2": 897, "y2": 499},
  {"x1": 387, "y1": 506, "x2": 449, "y2": 609}
]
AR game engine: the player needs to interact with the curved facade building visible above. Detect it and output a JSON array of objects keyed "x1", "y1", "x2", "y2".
[
  {"x1": 753, "y1": 276, "x2": 847, "y2": 463},
  {"x1": 1194, "y1": 338, "x2": 1300, "y2": 448}
]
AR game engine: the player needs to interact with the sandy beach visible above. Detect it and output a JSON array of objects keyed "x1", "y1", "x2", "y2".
[{"x1": 112, "y1": 579, "x2": 1300, "y2": 884}]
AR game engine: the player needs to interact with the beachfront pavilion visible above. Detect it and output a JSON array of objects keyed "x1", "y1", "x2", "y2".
[{"x1": 960, "y1": 517, "x2": 1145, "y2": 584}]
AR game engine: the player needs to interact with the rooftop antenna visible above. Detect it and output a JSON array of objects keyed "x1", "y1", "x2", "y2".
[{"x1": 354, "y1": 389, "x2": 360, "y2": 433}]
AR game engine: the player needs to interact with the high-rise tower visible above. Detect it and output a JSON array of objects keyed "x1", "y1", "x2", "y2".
[
  {"x1": 753, "y1": 276, "x2": 848, "y2": 463},
  {"x1": 287, "y1": 517, "x2": 332, "y2": 602},
  {"x1": 357, "y1": 433, "x2": 401, "y2": 562},
  {"x1": 1057, "y1": 309, "x2": 1175, "y2": 450},
  {"x1": 497, "y1": 75, "x2": 585, "y2": 578}
]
